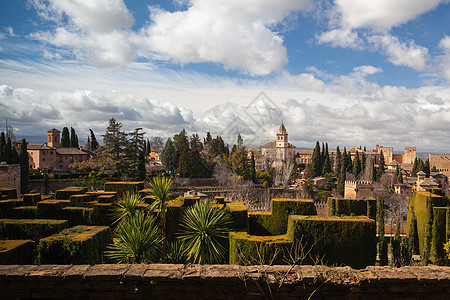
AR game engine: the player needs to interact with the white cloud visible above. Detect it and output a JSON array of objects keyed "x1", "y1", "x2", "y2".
[
  {"x1": 335, "y1": 0, "x2": 447, "y2": 31},
  {"x1": 282, "y1": 72, "x2": 325, "y2": 92},
  {"x1": 142, "y1": 0, "x2": 311, "y2": 75},
  {"x1": 436, "y1": 35, "x2": 450, "y2": 81},
  {"x1": 368, "y1": 35, "x2": 429, "y2": 71},
  {"x1": 317, "y1": 28, "x2": 363, "y2": 49}
]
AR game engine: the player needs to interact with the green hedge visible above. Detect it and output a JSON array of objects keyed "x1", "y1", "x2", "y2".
[
  {"x1": 271, "y1": 199, "x2": 316, "y2": 235},
  {"x1": 36, "y1": 200, "x2": 70, "y2": 219},
  {"x1": 23, "y1": 194, "x2": 41, "y2": 206},
  {"x1": 86, "y1": 191, "x2": 117, "y2": 202},
  {"x1": 0, "y1": 188, "x2": 17, "y2": 199},
  {"x1": 37, "y1": 225, "x2": 111, "y2": 264},
  {"x1": 248, "y1": 212, "x2": 273, "y2": 236},
  {"x1": 328, "y1": 198, "x2": 376, "y2": 219},
  {"x1": 406, "y1": 191, "x2": 449, "y2": 259},
  {"x1": 104, "y1": 182, "x2": 144, "y2": 197},
  {"x1": 55, "y1": 187, "x2": 87, "y2": 200},
  {"x1": 229, "y1": 232, "x2": 291, "y2": 265},
  {"x1": 431, "y1": 207, "x2": 449, "y2": 265},
  {"x1": 226, "y1": 202, "x2": 249, "y2": 232},
  {"x1": 7, "y1": 206, "x2": 37, "y2": 219},
  {"x1": 183, "y1": 196, "x2": 200, "y2": 207},
  {"x1": 69, "y1": 194, "x2": 92, "y2": 207},
  {"x1": 0, "y1": 219, "x2": 68, "y2": 241},
  {"x1": 215, "y1": 196, "x2": 225, "y2": 204},
  {"x1": 91, "y1": 203, "x2": 113, "y2": 226},
  {"x1": 0, "y1": 239, "x2": 35, "y2": 264},
  {"x1": 287, "y1": 215, "x2": 376, "y2": 269},
  {"x1": 60, "y1": 207, "x2": 93, "y2": 226}
]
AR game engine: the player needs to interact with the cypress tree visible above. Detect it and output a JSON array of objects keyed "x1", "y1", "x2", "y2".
[
  {"x1": 161, "y1": 138, "x2": 176, "y2": 172},
  {"x1": 60, "y1": 127, "x2": 70, "y2": 147},
  {"x1": 43, "y1": 170, "x2": 49, "y2": 195},
  {"x1": 361, "y1": 152, "x2": 366, "y2": 174},
  {"x1": 137, "y1": 150, "x2": 146, "y2": 180},
  {"x1": 89, "y1": 129, "x2": 99, "y2": 152},
  {"x1": 4, "y1": 137, "x2": 12, "y2": 163},
  {"x1": 177, "y1": 130, "x2": 192, "y2": 177},
  {"x1": 411, "y1": 158, "x2": 419, "y2": 177},
  {"x1": 11, "y1": 143, "x2": 19, "y2": 164},
  {"x1": 424, "y1": 159, "x2": 430, "y2": 177},
  {"x1": 345, "y1": 149, "x2": 353, "y2": 173},
  {"x1": 394, "y1": 164, "x2": 400, "y2": 184},
  {"x1": 310, "y1": 141, "x2": 321, "y2": 177},
  {"x1": 377, "y1": 150, "x2": 385, "y2": 180},
  {"x1": 147, "y1": 138, "x2": 151, "y2": 154},
  {"x1": 70, "y1": 127, "x2": 77, "y2": 148},
  {"x1": 371, "y1": 160, "x2": 377, "y2": 182},
  {"x1": 418, "y1": 159, "x2": 424, "y2": 173},
  {"x1": 378, "y1": 196, "x2": 388, "y2": 265},
  {"x1": 320, "y1": 142, "x2": 325, "y2": 174},
  {"x1": 19, "y1": 139, "x2": 29, "y2": 194},
  {"x1": 336, "y1": 164, "x2": 346, "y2": 197},
  {"x1": 392, "y1": 214, "x2": 401, "y2": 267},
  {"x1": 335, "y1": 146, "x2": 341, "y2": 175},
  {"x1": 353, "y1": 153, "x2": 362, "y2": 178},
  {"x1": 250, "y1": 151, "x2": 256, "y2": 182},
  {"x1": 0, "y1": 132, "x2": 5, "y2": 162},
  {"x1": 322, "y1": 143, "x2": 331, "y2": 174},
  {"x1": 423, "y1": 198, "x2": 433, "y2": 264},
  {"x1": 364, "y1": 146, "x2": 367, "y2": 151}
]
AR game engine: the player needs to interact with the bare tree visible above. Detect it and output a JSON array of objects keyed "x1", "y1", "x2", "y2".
[{"x1": 150, "y1": 137, "x2": 164, "y2": 153}]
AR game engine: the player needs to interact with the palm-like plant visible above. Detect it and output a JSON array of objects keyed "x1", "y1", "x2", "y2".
[
  {"x1": 163, "y1": 240, "x2": 190, "y2": 264},
  {"x1": 110, "y1": 192, "x2": 144, "y2": 225},
  {"x1": 147, "y1": 175, "x2": 174, "y2": 239},
  {"x1": 178, "y1": 200, "x2": 233, "y2": 264},
  {"x1": 106, "y1": 210, "x2": 162, "y2": 263}
]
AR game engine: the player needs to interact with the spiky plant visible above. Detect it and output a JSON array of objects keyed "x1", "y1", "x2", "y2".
[
  {"x1": 178, "y1": 200, "x2": 232, "y2": 264},
  {"x1": 163, "y1": 240, "x2": 190, "y2": 264},
  {"x1": 111, "y1": 192, "x2": 144, "y2": 225},
  {"x1": 147, "y1": 175, "x2": 174, "y2": 239},
  {"x1": 106, "y1": 210, "x2": 162, "y2": 263}
]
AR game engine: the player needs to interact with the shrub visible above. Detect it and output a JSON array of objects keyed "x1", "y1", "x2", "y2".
[
  {"x1": 0, "y1": 240, "x2": 35, "y2": 264},
  {"x1": 225, "y1": 202, "x2": 249, "y2": 232},
  {"x1": 0, "y1": 219, "x2": 68, "y2": 241},
  {"x1": 104, "y1": 182, "x2": 144, "y2": 197},
  {"x1": 328, "y1": 198, "x2": 376, "y2": 219},
  {"x1": 38, "y1": 225, "x2": 111, "y2": 264},
  {"x1": 22, "y1": 194, "x2": 41, "y2": 206},
  {"x1": 271, "y1": 199, "x2": 316, "y2": 235},
  {"x1": 55, "y1": 187, "x2": 87, "y2": 200},
  {"x1": 431, "y1": 207, "x2": 449, "y2": 265}
]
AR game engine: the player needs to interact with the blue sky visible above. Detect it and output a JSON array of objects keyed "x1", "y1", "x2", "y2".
[{"x1": 0, "y1": 0, "x2": 450, "y2": 152}]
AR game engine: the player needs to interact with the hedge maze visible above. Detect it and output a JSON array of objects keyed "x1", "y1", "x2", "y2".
[{"x1": 0, "y1": 184, "x2": 378, "y2": 268}]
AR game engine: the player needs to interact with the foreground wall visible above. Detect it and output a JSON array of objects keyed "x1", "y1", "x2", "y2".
[{"x1": 0, "y1": 264, "x2": 449, "y2": 299}]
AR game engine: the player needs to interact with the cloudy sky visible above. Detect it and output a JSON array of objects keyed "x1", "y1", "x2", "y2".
[{"x1": 1, "y1": 0, "x2": 450, "y2": 152}]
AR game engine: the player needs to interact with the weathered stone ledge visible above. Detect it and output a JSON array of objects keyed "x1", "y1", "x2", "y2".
[{"x1": 0, "y1": 264, "x2": 449, "y2": 299}]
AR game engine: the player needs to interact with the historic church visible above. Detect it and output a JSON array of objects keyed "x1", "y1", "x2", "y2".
[{"x1": 260, "y1": 123, "x2": 297, "y2": 169}]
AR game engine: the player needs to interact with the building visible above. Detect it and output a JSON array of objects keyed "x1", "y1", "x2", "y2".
[
  {"x1": 0, "y1": 163, "x2": 20, "y2": 196},
  {"x1": 260, "y1": 123, "x2": 297, "y2": 170},
  {"x1": 429, "y1": 153, "x2": 450, "y2": 178},
  {"x1": 27, "y1": 129, "x2": 91, "y2": 172},
  {"x1": 344, "y1": 180, "x2": 374, "y2": 199}
]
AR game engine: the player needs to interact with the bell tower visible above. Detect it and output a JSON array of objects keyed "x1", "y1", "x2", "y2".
[
  {"x1": 276, "y1": 122, "x2": 288, "y2": 148},
  {"x1": 47, "y1": 128, "x2": 60, "y2": 147}
]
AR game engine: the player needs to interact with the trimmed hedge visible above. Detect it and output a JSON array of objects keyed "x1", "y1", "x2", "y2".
[
  {"x1": 104, "y1": 182, "x2": 144, "y2": 197},
  {"x1": 70, "y1": 194, "x2": 92, "y2": 207},
  {"x1": 431, "y1": 207, "x2": 449, "y2": 265},
  {"x1": 86, "y1": 191, "x2": 117, "y2": 202},
  {"x1": 328, "y1": 198, "x2": 376, "y2": 219},
  {"x1": 229, "y1": 232, "x2": 291, "y2": 265},
  {"x1": 37, "y1": 225, "x2": 111, "y2": 264},
  {"x1": 0, "y1": 188, "x2": 17, "y2": 200},
  {"x1": 36, "y1": 200, "x2": 70, "y2": 219},
  {"x1": 91, "y1": 203, "x2": 113, "y2": 226},
  {"x1": 0, "y1": 219, "x2": 68, "y2": 241},
  {"x1": 226, "y1": 202, "x2": 249, "y2": 232},
  {"x1": 287, "y1": 215, "x2": 376, "y2": 269},
  {"x1": 214, "y1": 196, "x2": 225, "y2": 204},
  {"x1": 249, "y1": 212, "x2": 273, "y2": 236},
  {"x1": 60, "y1": 207, "x2": 93, "y2": 226},
  {"x1": 0, "y1": 239, "x2": 35, "y2": 264},
  {"x1": 271, "y1": 199, "x2": 316, "y2": 235},
  {"x1": 55, "y1": 187, "x2": 87, "y2": 200},
  {"x1": 23, "y1": 194, "x2": 41, "y2": 206},
  {"x1": 183, "y1": 196, "x2": 200, "y2": 207},
  {"x1": 7, "y1": 206, "x2": 37, "y2": 219},
  {"x1": 406, "y1": 191, "x2": 449, "y2": 259}
]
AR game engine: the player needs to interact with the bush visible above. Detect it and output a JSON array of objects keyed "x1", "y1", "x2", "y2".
[
  {"x1": 0, "y1": 188, "x2": 17, "y2": 200},
  {"x1": 36, "y1": 200, "x2": 70, "y2": 219},
  {"x1": 55, "y1": 187, "x2": 87, "y2": 200},
  {"x1": 0, "y1": 240, "x2": 35, "y2": 264},
  {"x1": 69, "y1": 194, "x2": 92, "y2": 207},
  {"x1": 328, "y1": 198, "x2": 376, "y2": 219},
  {"x1": 225, "y1": 202, "x2": 249, "y2": 232},
  {"x1": 104, "y1": 182, "x2": 144, "y2": 197},
  {"x1": 38, "y1": 225, "x2": 111, "y2": 264},
  {"x1": 0, "y1": 219, "x2": 68, "y2": 241},
  {"x1": 287, "y1": 215, "x2": 376, "y2": 269},
  {"x1": 431, "y1": 207, "x2": 449, "y2": 265},
  {"x1": 271, "y1": 199, "x2": 316, "y2": 235},
  {"x1": 22, "y1": 194, "x2": 41, "y2": 206}
]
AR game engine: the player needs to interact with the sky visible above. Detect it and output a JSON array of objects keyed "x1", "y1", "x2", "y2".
[{"x1": 0, "y1": 0, "x2": 450, "y2": 152}]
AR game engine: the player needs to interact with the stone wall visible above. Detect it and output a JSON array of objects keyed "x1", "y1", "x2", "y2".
[
  {"x1": 0, "y1": 163, "x2": 20, "y2": 196},
  {"x1": 0, "y1": 264, "x2": 449, "y2": 299}
]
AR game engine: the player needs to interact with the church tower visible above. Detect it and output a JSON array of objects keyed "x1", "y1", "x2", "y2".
[
  {"x1": 47, "y1": 128, "x2": 60, "y2": 147},
  {"x1": 276, "y1": 122, "x2": 288, "y2": 148}
]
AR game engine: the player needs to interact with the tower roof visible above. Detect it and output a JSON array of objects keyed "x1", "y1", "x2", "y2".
[
  {"x1": 279, "y1": 122, "x2": 286, "y2": 131},
  {"x1": 47, "y1": 128, "x2": 60, "y2": 133}
]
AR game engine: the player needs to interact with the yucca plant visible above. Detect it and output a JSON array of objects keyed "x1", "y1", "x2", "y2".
[
  {"x1": 178, "y1": 200, "x2": 232, "y2": 264},
  {"x1": 110, "y1": 192, "x2": 145, "y2": 225},
  {"x1": 163, "y1": 240, "x2": 191, "y2": 264},
  {"x1": 147, "y1": 175, "x2": 174, "y2": 240},
  {"x1": 106, "y1": 210, "x2": 162, "y2": 263}
]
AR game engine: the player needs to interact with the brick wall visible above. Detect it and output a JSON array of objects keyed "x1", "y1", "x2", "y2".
[{"x1": 0, "y1": 264, "x2": 449, "y2": 299}]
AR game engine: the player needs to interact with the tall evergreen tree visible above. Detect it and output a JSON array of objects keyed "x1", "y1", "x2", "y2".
[
  {"x1": 177, "y1": 130, "x2": 192, "y2": 177},
  {"x1": 335, "y1": 146, "x2": 341, "y2": 175},
  {"x1": 417, "y1": 159, "x2": 424, "y2": 173},
  {"x1": 19, "y1": 139, "x2": 29, "y2": 194},
  {"x1": 371, "y1": 160, "x2": 377, "y2": 182},
  {"x1": 346, "y1": 149, "x2": 353, "y2": 173},
  {"x1": 250, "y1": 151, "x2": 256, "y2": 182},
  {"x1": 394, "y1": 164, "x2": 400, "y2": 184},
  {"x1": 98, "y1": 118, "x2": 129, "y2": 176},
  {"x1": 353, "y1": 153, "x2": 362, "y2": 178},
  {"x1": 361, "y1": 152, "x2": 366, "y2": 174},
  {"x1": 60, "y1": 127, "x2": 70, "y2": 147},
  {"x1": 161, "y1": 138, "x2": 177, "y2": 172},
  {"x1": 341, "y1": 148, "x2": 348, "y2": 175},
  {"x1": 424, "y1": 159, "x2": 430, "y2": 177},
  {"x1": 411, "y1": 157, "x2": 419, "y2": 177},
  {"x1": 310, "y1": 141, "x2": 321, "y2": 177},
  {"x1": 70, "y1": 127, "x2": 79, "y2": 148},
  {"x1": 146, "y1": 138, "x2": 151, "y2": 154},
  {"x1": 322, "y1": 143, "x2": 332, "y2": 174},
  {"x1": 89, "y1": 129, "x2": 99, "y2": 152},
  {"x1": 128, "y1": 128, "x2": 146, "y2": 178},
  {"x1": 378, "y1": 196, "x2": 388, "y2": 265},
  {"x1": 377, "y1": 150, "x2": 385, "y2": 180},
  {"x1": 423, "y1": 199, "x2": 433, "y2": 264},
  {"x1": 320, "y1": 142, "x2": 325, "y2": 173},
  {"x1": 336, "y1": 163, "x2": 346, "y2": 197},
  {"x1": 0, "y1": 132, "x2": 5, "y2": 162},
  {"x1": 190, "y1": 133, "x2": 210, "y2": 177},
  {"x1": 4, "y1": 137, "x2": 12, "y2": 163}
]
